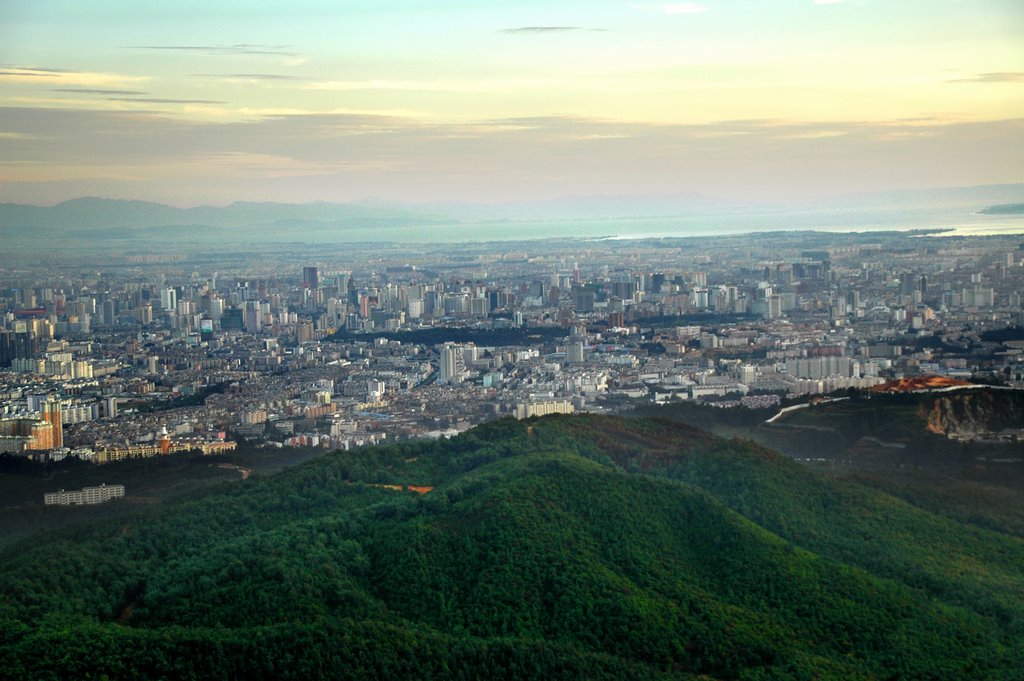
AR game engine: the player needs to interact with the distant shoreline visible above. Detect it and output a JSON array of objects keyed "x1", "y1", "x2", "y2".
[
  {"x1": 979, "y1": 203, "x2": 1024, "y2": 216},
  {"x1": 3, "y1": 214, "x2": 1024, "y2": 253}
]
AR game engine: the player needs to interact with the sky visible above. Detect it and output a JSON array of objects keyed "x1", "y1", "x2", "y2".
[{"x1": 1, "y1": 0, "x2": 1022, "y2": 207}]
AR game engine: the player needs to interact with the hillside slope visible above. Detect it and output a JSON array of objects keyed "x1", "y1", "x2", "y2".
[
  {"x1": 636, "y1": 390, "x2": 1024, "y2": 478},
  {"x1": 2, "y1": 415, "x2": 1023, "y2": 680}
]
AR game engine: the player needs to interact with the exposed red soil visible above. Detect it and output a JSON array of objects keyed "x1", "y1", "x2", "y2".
[{"x1": 870, "y1": 376, "x2": 972, "y2": 393}]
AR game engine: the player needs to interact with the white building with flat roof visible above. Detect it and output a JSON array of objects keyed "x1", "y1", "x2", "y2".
[{"x1": 44, "y1": 483, "x2": 125, "y2": 506}]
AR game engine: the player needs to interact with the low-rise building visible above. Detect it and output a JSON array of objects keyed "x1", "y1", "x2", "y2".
[{"x1": 44, "y1": 483, "x2": 125, "y2": 506}]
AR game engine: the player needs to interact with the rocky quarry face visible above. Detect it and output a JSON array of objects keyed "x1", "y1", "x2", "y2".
[{"x1": 923, "y1": 391, "x2": 1024, "y2": 439}]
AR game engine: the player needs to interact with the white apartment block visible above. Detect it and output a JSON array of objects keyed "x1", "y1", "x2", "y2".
[{"x1": 44, "y1": 484, "x2": 125, "y2": 506}]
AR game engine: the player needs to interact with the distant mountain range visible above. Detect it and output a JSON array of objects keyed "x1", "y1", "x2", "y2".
[
  {"x1": 2, "y1": 184, "x2": 1022, "y2": 244},
  {"x1": 0, "y1": 197, "x2": 451, "y2": 238},
  {"x1": 0, "y1": 193, "x2": 747, "y2": 237}
]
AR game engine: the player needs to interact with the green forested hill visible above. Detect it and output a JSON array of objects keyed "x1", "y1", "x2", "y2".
[
  {"x1": 2, "y1": 415, "x2": 1023, "y2": 680},
  {"x1": 633, "y1": 390, "x2": 1024, "y2": 486}
]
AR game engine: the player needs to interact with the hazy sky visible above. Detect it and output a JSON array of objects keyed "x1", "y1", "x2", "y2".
[{"x1": 1, "y1": 0, "x2": 1022, "y2": 206}]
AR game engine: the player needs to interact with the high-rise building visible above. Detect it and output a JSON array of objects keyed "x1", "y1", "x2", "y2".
[
  {"x1": 303, "y1": 266, "x2": 319, "y2": 289},
  {"x1": 0, "y1": 401, "x2": 61, "y2": 452},
  {"x1": 470, "y1": 297, "x2": 490, "y2": 316},
  {"x1": 208, "y1": 297, "x2": 224, "y2": 323},
  {"x1": 41, "y1": 400, "x2": 63, "y2": 449},
  {"x1": 103, "y1": 396, "x2": 118, "y2": 419},
  {"x1": 244, "y1": 300, "x2": 263, "y2": 333},
  {"x1": 221, "y1": 308, "x2": 244, "y2": 330},
  {"x1": 785, "y1": 357, "x2": 856, "y2": 379},
  {"x1": 407, "y1": 299, "x2": 423, "y2": 319},
  {"x1": 0, "y1": 330, "x2": 37, "y2": 367},
  {"x1": 571, "y1": 287, "x2": 595, "y2": 313},
  {"x1": 962, "y1": 287, "x2": 995, "y2": 308},
  {"x1": 566, "y1": 341, "x2": 585, "y2": 363},
  {"x1": 101, "y1": 300, "x2": 116, "y2": 326},
  {"x1": 160, "y1": 288, "x2": 177, "y2": 312},
  {"x1": 439, "y1": 343, "x2": 462, "y2": 383}
]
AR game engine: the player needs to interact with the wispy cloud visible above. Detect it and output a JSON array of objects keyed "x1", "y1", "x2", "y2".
[
  {"x1": 500, "y1": 26, "x2": 602, "y2": 33},
  {"x1": 948, "y1": 72, "x2": 1024, "y2": 83},
  {"x1": 304, "y1": 77, "x2": 629, "y2": 95},
  {"x1": 53, "y1": 88, "x2": 148, "y2": 96},
  {"x1": 774, "y1": 129, "x2": 849, "y2": 140},
  {"x1": 306, "y1": 79, "x2": 502, "y2": 94},
  {"x1": 106, "y1": 97, "x2": 228, "y2": 104},
  {"x1": 125, "y1": 44, "x2": 298, "y2": 57},
  {"x1": 192, "y1": 73, "x2": 304, "y2": 81},
  {"x1": 0, "y1": 66, "x2": 147, "y2": 87},
  {"x1": 0, "y1": 131, "x2": 46, "y2": 140},
  {"x1": 0, "y1": 66, "x2": 71, "y2": 77}
]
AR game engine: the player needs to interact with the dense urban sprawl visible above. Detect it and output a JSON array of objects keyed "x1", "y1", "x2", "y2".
[{"x1": 3, "y1": 232, "x2": 1023, "y2": 465}]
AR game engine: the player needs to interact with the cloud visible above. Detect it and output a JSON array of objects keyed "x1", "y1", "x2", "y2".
[
  {"x1": 304, "y1": 77, "x2": 623, "y2": 95},
  {"x1": 1, "y1": 107, "x2": 1021, "y2": 205},
  {"x1": 500, "y1": 26, "x2": 597, "y2": 33},
  {"x1": 774, "y1": 130, "x2": 849, "y2": 140},
  {"x1": 0, "y1": 131, "x2": 46, "y2": 140},
  {"x1": 192, "y1": 73, "x2": 303, "y2": 81},
  {"x1": 188, "y1": 151, "x2": 341, "y2": 178},
  {"x1": 0, "y1": 66, "x2": 71, "y2": 77},
  {"x1": 125, "y1": 44, "x2": 298, "y2": 57},
  {"x1": 53, "y1": 88, "x2": 149, "y2": 96},
  {"x1": 106, "y1": 97, "x2": 228, "y2": 104},
  {"x1": 948, "y1": 72, "x2": 1024, "y2": 83},
  {"x1": 0, "y1": 66, "x2": 146, "y2": 86},
  {"x1": 306, "y1": 79, "x2": 502, "y2": 94}
]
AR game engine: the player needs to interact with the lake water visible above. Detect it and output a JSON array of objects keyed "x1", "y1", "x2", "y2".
[{"x1": 372, "y1": 202, "x2": 1024, "y2": 243}]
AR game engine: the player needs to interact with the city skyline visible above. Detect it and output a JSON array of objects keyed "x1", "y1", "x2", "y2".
[{"x1": 1, "y1": 0, "x2": 1022, "y2": 207}]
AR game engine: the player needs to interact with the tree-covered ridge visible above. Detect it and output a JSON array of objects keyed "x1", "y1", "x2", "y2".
[
  {"x1": 631, "y1": 390, "x2": 1024, "y2": 492},
  {"x1": 2, "y1": 414, "x2": 1023, "y2": 680}
]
